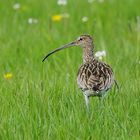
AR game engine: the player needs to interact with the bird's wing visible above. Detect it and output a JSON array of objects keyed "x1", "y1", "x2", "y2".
[{"x1": 87, "y1": 61, "x2": 114, "y2": 92}]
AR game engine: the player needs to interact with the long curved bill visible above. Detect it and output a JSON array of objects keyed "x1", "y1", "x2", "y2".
[{"x1": 42, "y1": 41, "x2": 76, "y2": 62}]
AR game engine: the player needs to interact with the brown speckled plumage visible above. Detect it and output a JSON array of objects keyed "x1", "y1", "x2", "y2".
[
  {"x1": 42, "y1": 35, "x2": 117, "y2": 108},
  {"x1": 77, "y1": 58, "x2": 114, "y2": 96}
]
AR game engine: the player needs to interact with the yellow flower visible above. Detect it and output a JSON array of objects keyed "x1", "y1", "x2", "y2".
[
  {"x1": 4, "y1": 73, "x2": 13, "y2": 79},
  {"x1": 52, "y1": 15, "x2": 63, "y2": 21}
]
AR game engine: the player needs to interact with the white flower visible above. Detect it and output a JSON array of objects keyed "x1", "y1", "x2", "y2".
[
  {"x1": 95, "y1": 50, "x2": 106, "y2": 60},
  {"x1": 57, "y1": 0, "x2": 67, "y2": 5},
  {"x1": 82, "y1": 16, "x2": 88, "y2": 22},
  {"x1": 28, "y1": 18, "x2": 38, "y2": 24},
  {"x1": 13, "y1": 3, "x2": 21, "y2": 10}
]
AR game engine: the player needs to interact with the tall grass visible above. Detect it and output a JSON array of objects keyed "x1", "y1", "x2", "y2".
[{"x1": 0, "y1": 0, "x2": 140, "y2": 139}]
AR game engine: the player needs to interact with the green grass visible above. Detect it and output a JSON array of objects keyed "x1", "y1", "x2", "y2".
[{"x1": 0, "y1": 0, "x2": 140, "y2": 139}]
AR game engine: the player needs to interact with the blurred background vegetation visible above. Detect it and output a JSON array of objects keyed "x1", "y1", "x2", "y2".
[{"x1": 0, "y1": 0, "x2": 140, "y2": 139}]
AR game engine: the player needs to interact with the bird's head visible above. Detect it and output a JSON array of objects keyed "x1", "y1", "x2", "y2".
[
  {"x1": 42, "y1": 34, "x2": 93, "y2": 62},
  {"x1": 74, "y1": 35, "x2": 93, "y2": 47}
]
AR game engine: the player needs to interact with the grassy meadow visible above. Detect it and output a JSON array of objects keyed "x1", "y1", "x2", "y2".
[{"x1": 0, "y1": 0, "x2": 140, "y2": 139}]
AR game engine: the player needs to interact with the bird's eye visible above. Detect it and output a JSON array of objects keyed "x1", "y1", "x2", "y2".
[{"x1": 79, "y1": 38, "x2": 83, "y2": 41}]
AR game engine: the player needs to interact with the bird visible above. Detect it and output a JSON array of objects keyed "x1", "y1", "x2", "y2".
[{"x1": 42, "y1": 35, "x2": 117, "y2": 108}]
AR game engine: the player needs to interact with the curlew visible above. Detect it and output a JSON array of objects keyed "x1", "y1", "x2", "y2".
[{"x1": 42, "y1": 35, "x2": 118, "y2": 108}]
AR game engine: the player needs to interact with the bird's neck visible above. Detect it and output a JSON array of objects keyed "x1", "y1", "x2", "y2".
[{"x1": 82, "y1": 43, "x2": 94, "y2": 63}]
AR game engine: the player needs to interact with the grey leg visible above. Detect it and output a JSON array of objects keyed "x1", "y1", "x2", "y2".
[{"x1": 83, "y1": 93, "x2": 89, "y2": 109}]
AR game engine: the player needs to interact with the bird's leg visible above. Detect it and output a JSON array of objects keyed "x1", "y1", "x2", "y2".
[
  {"x1": 83, "y1": 92, "x2": 89, "y2": 109},
  {"x1": 98, "y1": 96, "x2": 102, "y2": 101},
  {"x1": 98, "y1": 96, "x2": 105, "y2": 109}
]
